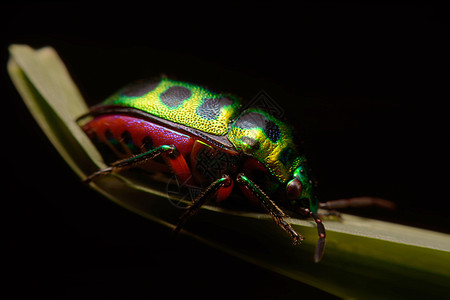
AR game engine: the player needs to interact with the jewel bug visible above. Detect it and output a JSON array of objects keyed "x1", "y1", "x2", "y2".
[{"x1": 78, "y1": 77, "x2": 392, "y2": 262}]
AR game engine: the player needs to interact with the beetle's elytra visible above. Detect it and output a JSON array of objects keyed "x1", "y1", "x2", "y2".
[{"x1": 79, "y1": 77, "x2": 380, "y2": 262}]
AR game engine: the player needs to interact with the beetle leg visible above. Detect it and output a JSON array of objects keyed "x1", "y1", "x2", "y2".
[
  {"x1": 298, "y1": 207, "x2": 326, "y2": 263},
  {"x1": 83, "y1": 144, "x2": 177, "y2": 183},
  {"x1": 317, "y1": 210, "x2": 343, "y2": 221},
  {"x1": 236, "y1": 173, "x2": 303, "y2": 245},
  {"x1": 173, "y1": 175, "x2": 233, "y2": 235},
  {"x1": 320, "y1": 196, "x2": 396, "y2": 210}
]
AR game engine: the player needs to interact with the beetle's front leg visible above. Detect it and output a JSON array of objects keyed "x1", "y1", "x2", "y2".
[
  {"x1": 298, "y1": 207, "x2": 326, "y2": 263},
  {"x1": 320, "y1": 196, "x2": 396, "y2": 210},
  {"x1": 173, "y1": 175, "x2": 233, "y2": 235},
  {"x1": 236, "y1": 173, "x2": 303, "y2": 245}
]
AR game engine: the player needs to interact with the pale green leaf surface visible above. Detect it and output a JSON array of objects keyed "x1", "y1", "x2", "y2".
[
  {"x1": 8, "y1": 44, "x2": 450, "y2": 299},
  {"x1": 8, "y1": 44, "x2": 105, "y2": 177}
]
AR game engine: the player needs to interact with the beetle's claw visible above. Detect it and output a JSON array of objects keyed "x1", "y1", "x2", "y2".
[
  {"x1": 293, "y1": 234, "x2": 304, "y2": 245},
  {"x1": 314, "y1": 236, "x2": 326, "y2": 263}
]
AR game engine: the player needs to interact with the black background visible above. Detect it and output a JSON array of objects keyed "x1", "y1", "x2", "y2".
[{"x1": 2, "y1": 3, "x2": 448, "y2": 298}]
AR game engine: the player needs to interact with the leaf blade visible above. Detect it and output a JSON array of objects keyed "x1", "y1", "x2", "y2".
[
  {"x1": 8, "y1": 44, "x2": 105, "y2": 177},
  {"x1": 8, "y1": 44, "x2": 450, "y2": 299}
]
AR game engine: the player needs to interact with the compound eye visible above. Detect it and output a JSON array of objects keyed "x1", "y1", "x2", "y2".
[{"x1": 286, "y1": 178, "x2": 303, "y2": 200}]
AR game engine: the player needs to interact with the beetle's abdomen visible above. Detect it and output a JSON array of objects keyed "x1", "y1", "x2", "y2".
[
  {"x1": 82, "y1": 115, "x2": 195, "y2": 163},
  {"x1": 101, "y1": 78, "x2": 241, "y2": 136}
]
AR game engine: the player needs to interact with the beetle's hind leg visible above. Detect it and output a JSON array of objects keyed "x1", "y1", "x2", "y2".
[{"x1": 83, "y1": 145, "x2": 179, "y2": 183}]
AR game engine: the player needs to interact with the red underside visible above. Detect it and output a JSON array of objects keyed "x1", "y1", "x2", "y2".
[
  {"x1": 82, "y1": 114, "x2": 236, "y2": 201},
  {"x1": 83, "y1": 115, "x2": 195, "y2": 157}
]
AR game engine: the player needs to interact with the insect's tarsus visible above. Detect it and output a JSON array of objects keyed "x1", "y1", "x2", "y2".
[
  {"x1": 83, "y1": 145, "x2": 176, "y2": 183},
  {"x1": 173, "y1": 175, "x2": 232, "y2": 235},
  {"x1": 320, "y1": 196, "x2": 396, "y2": 210},
  {"x1": 298, "y1": 207, "x2": 326, "y2": 263},
  {"x1": 236, "y1": 173, "x2": 304, "y2": 245}
]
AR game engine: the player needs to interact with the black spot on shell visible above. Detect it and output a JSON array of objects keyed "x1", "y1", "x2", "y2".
[
  {"x1": 121, "y1": 130, "x2": 133, "y2": 145},
  {"x1": 196, "y1": 97, "x2": 234, "y2": 120},
  {"x1": 279, "y1": 147, "x2": 294, "y2": 165},
  {"x1": 105, "y1": 129, "x2": 126, "y2": 154},
  {"x1": 234, "y1": 112, "x2": 267, "y2": 129},
  {"x1": 141, "y1": 136, "x2": 154, "y2": 152},
  {"x1": 240, "y1": 136, "x2": 260, "y2": 151},
  {"x1": 160, "y1": 86, "x2": 192, "y2": 108},
  {"x1": 104, "y1": 129, "x2": 114, "y2": 141},
  {"x1": 235, "y1": 111, "x2": 281, "y2": 142},
  {"x1": 264, "y1": 120, "x2": 281, "y2": 142},
  {"x1": 121, "y1": 79, "x2": 160, "y2": 97},
  {"x1": 121, "y1": 130, "x2": 140, "y2": 154}
]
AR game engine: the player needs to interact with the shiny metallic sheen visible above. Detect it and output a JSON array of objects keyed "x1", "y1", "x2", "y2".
[{"x1": 103, "y1": 78, "x2": 241, "y2": 136}]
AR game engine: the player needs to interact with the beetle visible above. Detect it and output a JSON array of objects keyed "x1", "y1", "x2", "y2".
[{"x1": 78, "y1": 77, "x2": 390, "y2": 262}]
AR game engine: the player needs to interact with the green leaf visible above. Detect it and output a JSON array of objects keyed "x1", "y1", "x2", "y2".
[
  {"x1": 8, "y1": 44, "x2": 450, "y2": 299},
  {"x1": 7, "y1": 44, "x2": 104, "y2": 177}
]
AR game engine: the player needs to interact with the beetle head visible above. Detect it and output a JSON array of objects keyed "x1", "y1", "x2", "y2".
[
  {"x1": 285, "y1": 163, "x2": 319, "y2": 214},
  {"x1": 285, "y1": 163, "x2": 326, "y2": 262}
]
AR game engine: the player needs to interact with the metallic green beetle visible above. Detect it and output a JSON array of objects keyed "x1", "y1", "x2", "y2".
[{"x1": 82, "y1": 77, "x2": 353, "y2": 262}]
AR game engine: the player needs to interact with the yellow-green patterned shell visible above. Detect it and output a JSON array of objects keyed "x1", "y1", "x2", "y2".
[
  {"x1": 102, "y1": 78, "x2": 241, "y2": 136},
  {"x1": 227, "y1": 108, "x2": 302, "y2": 183},
  {"x1": 101, "y1": 78, "x2": 302, "y2": 183}
]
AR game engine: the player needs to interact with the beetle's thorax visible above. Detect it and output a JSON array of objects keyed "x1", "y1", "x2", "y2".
[{"x1": 227, "y1": 108, "x2": 302, "y2": 184}]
